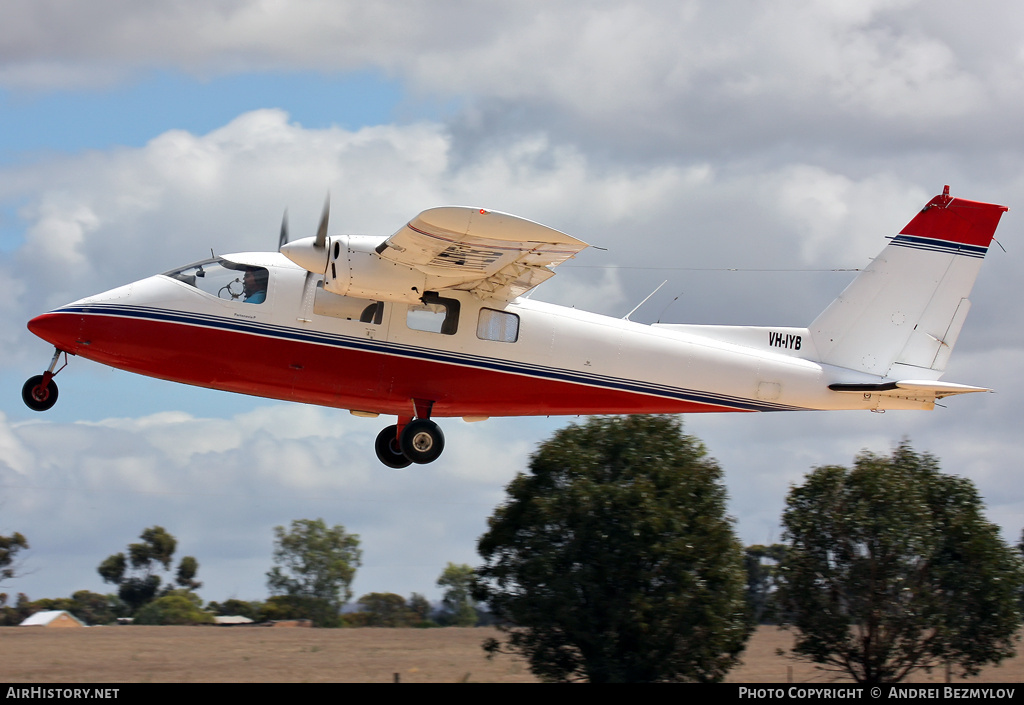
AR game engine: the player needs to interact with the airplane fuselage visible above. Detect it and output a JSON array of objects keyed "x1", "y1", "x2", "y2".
[{"x1": 27, "y1": 252, "x2": 922, "y2": 422}]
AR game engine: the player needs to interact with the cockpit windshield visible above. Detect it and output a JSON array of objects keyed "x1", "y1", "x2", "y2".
[{"x1": 164, "y1": 258, "x2": 269, "y2": 305}]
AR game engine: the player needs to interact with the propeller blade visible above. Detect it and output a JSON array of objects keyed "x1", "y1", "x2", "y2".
[
  {"x1": 279, "y1": 194, "x2": 332, "y2": 275},
  {"x1": 314, "y1": 194, "x2": 330, "y2": 249},
  {"x1": 278, "y1": 209, "x2": 290, "y2": 251}
]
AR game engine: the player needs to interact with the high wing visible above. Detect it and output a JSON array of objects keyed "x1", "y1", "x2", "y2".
[{"x1": 374, "y1": 206, "x2": 589, "y2": 302}]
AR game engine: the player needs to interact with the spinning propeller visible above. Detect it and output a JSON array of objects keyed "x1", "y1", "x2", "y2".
[
  {"x1": 279, "y1": 194, "x2": 331, "y2": 274},
  {"x1": 279, "y1": 195, "x2": 332, "y2": 312}
]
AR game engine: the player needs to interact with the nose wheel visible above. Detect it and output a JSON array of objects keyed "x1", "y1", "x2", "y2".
[
  {"x1": 22, "y1": 375, "x2": 59, "y2": 411},
  {"x1": 22, "y1": 349, "x2": 66, "y2": 412}
]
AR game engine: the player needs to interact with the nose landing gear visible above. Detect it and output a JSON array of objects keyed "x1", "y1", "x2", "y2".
[
  {"x1": 22, "y1": 348, "x2": 67, "y2": 412},
  {"x1": 373, "y1": 399, "x2": 445, "y2": 467}
]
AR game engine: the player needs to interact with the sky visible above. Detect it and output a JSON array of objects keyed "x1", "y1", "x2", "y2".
[{"x1": 1, "y1": 0, "x2": 1023, "y2": 608}]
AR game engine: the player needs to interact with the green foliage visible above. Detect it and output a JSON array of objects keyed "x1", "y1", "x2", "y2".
[
  {"x1": 476, "y1": 415, "x2": 751, "y2": 683},
  {"x1": 745, "y1": 544, "x2": 786, "y2": 624},
  {"x1": 344, "y1": 593, "x2": 438, "y2": 628},
  {"x1": 207, "y1": 598, "x2": 263, "y2": 621},
  {"x1": 97, "y1": 553, "x2": 127, "y2": 585},
  {"x1": 0, "y1": 593, "x2": 39, "y2": 626},
  {"x1": 0, "y1": 531, "x2": 28, "y2": 585},
  {"x1": 97, "y1": 526, "x2": 201, "y2": 615},
  {"x1": 407, "y1": 593, "x2": 433, "y2": 625},
  {"x1": 778, "y1": 442, "x2": 1024, "y2": 684},
  {"x1": 1019, "y1": 529, "x2": 1024, "y2": 613},
  {"x1": 436, "y1": 563, "x2": 478, "y2": 626},
  {"x1": 69, "y1": 591, "x2": 125, "y2": 625},
  {"x1": 266, "y1": 518, "x2": 361, "y2": 627},
  {"x1": 175, "y1": 556, "x2": 201, "y2": 591},
  {"x1": 260, "y1": 594, "x2": 319, "y2": 623},
  {"x1": 134, "y1": 590, "x2": 213, "y2": 625},
  {"x1": 355, "y1": 592, "x2": 419, "y2": 627},
  {"x1": 131, "y1": 527, "x2": 176, "y2": 570}
]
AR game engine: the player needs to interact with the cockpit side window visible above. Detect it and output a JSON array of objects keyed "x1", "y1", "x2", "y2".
[{"x1": 165, "y1": 259, "x2": 269, "y2": 304}]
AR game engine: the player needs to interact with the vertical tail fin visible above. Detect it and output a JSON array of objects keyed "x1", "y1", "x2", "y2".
[{"x1": 810, "y1": 187, "x2": 1007, "y2": 378}]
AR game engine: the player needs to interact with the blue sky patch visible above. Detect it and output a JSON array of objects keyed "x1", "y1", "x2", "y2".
[{"x1": 0, "y1": 69, "x2": 406, "y2": 160}]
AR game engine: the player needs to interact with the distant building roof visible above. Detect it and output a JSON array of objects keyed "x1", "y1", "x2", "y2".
[
  {"x1": 214, "y1": 615, "x2": 255, "y2": 625},
  {"x1": 20, "y1": 610, "x2": 87, "y2": 627}
]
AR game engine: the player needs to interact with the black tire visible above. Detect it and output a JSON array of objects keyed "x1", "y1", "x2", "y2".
[
  {"x1": 375, "y1": 425, "x2": 412, "y2": 468},
  {"x1": 399, "y1": 419, "x2": 445, "y2": 464},
  {"x1": 22, "y1": 375, "x2": 58, "y2": 412}
]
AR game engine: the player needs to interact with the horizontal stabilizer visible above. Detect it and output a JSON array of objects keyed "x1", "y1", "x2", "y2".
[{"x1": 829, "y1": 380, "x2": 990, "y2": 399}]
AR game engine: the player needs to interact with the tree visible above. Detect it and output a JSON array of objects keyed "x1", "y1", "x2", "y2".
[
  {"x1": 745, "y1": 544, "x2": 786, "y2": 624},
  {"x1": 407, "y1": 593, "x2": 434, "y2": 626},
  {"x1": 68, "y1": 591, "x2": 125, "y2": 625},
  {"x1": 175, "y1": 556, "x2": 202, "y2": 591},
  {"x1": 259, "y1": 594, "x2": 318, "y2": 623},
  {"x1": 355, "y1": 592, "x2": 418, "y2": 627},
  {"x1": 436, "y1": 563, "x2": 478, "y2": 626},
  {"x1": 266, "y1": 518, "x2": 361, "y2": 627},
  {"x1": 207, "y1": 598, "x2": 262, "y2": 621},
  {"x1": 0, "y1": 530, "x2": 28, "y2": 585},
  {"x1": 1018, "y1": 529, "x2": 1024, "y2": 613},
  {"x1": 97, "y1": 526, "x2": 202, "y2": 614},
  {"x1": 0, "y1": 592, "x2": 37, "y2": 626},
  {"x1": 134, "y1": 590, "x2": 213, "y2": 625},
  {"x1": 476, "y1": 415, "x2": 751, "y2": 683},
  {"x1": 777, "y1": 442, "x2": 1024, "y2": 684}
]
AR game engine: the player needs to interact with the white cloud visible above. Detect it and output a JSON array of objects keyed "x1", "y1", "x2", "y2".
[
  {"x1": 4, "y1": 1, "x2": 1023, "y2": 158},
  {"x1": 772, "y1": 167, "x2": 929, "y2": 264},
  {"x1": 0, "y1": 406, "x2": 542, "y2": 601},
  {"x1": 1, "y1": 109, "x2": 746, "y2": 359}
]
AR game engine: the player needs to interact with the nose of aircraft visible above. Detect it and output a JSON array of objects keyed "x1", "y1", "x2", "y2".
[
  {"x1": 27, "y1": 280, "x2": 137, "y2": 354},
  {"x1": 27, "y1": 311, "x2": 85, "y2": 353}
]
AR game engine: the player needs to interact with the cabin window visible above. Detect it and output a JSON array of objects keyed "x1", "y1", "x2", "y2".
[
  {"x1": 164, "y1": 259, "x2": 269, "y2": 305},
  {"x1": 406, "y1": 293, "x2": 460, "y2": 335},
  {"x1": 477, "y1": 308, "x2": 519, "y2": 343},
  {"x1": 313, "y1": 282, "x2": 383, "y2": 323}
]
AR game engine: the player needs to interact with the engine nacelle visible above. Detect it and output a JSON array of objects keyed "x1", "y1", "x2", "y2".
[
  {"x1": 323, "y1": 235, "x2": 430, "y2": 304},
  {"x1": 281, "y1": 204, "x2": 587, "y2": 305}
]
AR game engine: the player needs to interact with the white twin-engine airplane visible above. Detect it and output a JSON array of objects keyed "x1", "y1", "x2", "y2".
[{"x1": 24, "y1": 186, "x2": 1007, "y2": 467}]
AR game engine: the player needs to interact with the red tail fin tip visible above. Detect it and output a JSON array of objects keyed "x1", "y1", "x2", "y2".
[{"x1": 900, "y1": 189, "x2": 1008, "y2": 247}]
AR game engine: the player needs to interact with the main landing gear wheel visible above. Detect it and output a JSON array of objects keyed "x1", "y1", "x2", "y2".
[
  {"x1": 399, "y1": 419, "x2": 445, "y2": 465},
  {"x1": 375, "y1": 425, "x2": 412, "y2": 469},
  {"x1": 22, "y1": 375, "x2": 59, "y2": 412}
]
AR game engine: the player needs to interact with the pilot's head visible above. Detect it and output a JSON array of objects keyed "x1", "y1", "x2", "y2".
[{"x1": 243, "y1": 268, "x2": 269, "y2": 296}]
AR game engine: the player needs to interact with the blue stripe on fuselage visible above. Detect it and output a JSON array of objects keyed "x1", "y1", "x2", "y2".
[{"x1": 56, "y1": 302, "x2": 806, "y2": 413}]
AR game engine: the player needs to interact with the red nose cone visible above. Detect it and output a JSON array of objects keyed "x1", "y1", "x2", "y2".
[{"x1": 27, "y1": 312, "x2": 83, "y2": 352}]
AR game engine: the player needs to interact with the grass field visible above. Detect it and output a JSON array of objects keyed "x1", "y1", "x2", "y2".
[{"x1": 0, "y1": 625, "x2": 1020, "y2": 683}]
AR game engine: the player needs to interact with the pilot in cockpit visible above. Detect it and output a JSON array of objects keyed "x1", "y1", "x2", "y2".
[{"x1": 243, "y1": 268, "x2": 268, "y2": 304}]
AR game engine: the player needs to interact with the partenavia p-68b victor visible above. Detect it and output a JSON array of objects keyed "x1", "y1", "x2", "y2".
[{"x1": 24, "y1": 186, "x2": 1007, "y2": 467}]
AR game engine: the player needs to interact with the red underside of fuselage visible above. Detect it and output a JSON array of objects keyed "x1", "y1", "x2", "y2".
[{"x1": 28, "y1": 311, "x2": 744, "y2": 418}]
